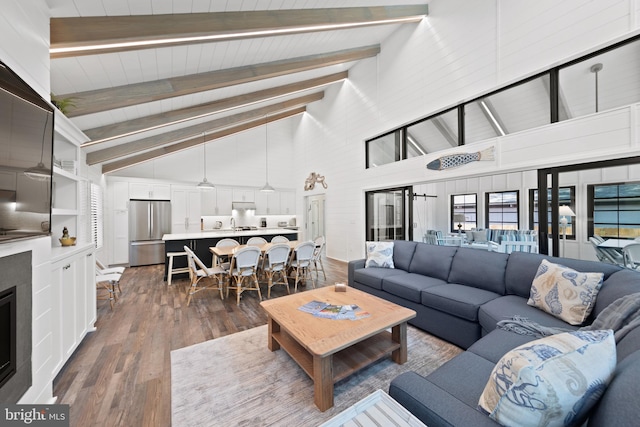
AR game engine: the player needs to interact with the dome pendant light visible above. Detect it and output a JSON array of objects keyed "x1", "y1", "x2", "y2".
[
  {"x1": 197, "y1": 132, "x2": 215, "y2": 190},
  {"x1": 260, "y1": 116, "x2": 275, "y2": 193}
]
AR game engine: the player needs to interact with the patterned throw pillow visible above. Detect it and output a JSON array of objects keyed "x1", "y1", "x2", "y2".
[
  {"x1": 527, "y1": 259, "x2": 604, "y2": 325},
  {"x1": 478, "y1": 330, "x2": 616, "y2": 427},
  {"x1": 364, "y1": 241, "x2": 394, "y2": 268}
]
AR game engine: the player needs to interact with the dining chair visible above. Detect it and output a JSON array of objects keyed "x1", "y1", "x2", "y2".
[
  {"x1": 271, "y1": 235, "x2": 289, "y2": 243},
  {"x1": 262, "y1": 243, "x2": 291, "y2": 298},
  {"x1": 311, "y1": 236, "x2": 326, "y2": 280},
  {"x1": 622, "y1": 243, "x2": 640, "y2": 271},
  {"x1": 246, "y1": 236, "x2": 268, "y2": 246},
  {"x1": 226, "y1": 246, "x2": 262, "y2": 305},
  {"x1": 589, "y1": 237, "x2": 624, "y2": 266},
  {"x1": 184, "y1": 246, "x2": 227, "y2": 306},
  {"x1": 214, "y1": 238, "x2": 240, "y2": 268},
  {"x1": 288, "y1": 241, "x2": 316, "y2": 292}
]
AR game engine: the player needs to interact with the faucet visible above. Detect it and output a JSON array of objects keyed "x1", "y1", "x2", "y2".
[{"x1": 230, "y1": 217, "x2": 236, "y2": 230}]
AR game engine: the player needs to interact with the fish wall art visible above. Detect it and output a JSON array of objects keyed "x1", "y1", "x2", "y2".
[{"x1": 426, "y1": 147, "x2": 495, "y2": 171}]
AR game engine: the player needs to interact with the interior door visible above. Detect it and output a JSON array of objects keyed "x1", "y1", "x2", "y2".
[{"x1": 365, "y1": 187, "x2": 412, "y2": 241}]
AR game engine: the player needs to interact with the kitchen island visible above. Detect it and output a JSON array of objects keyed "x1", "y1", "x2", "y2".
[{"x1": 161, "y1": 228, "x2": 300, "y2": 280}]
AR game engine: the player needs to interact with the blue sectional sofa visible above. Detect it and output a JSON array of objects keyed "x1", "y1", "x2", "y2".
[{"x1": 348, "y1": 240, "x2": 640, "y2": 427}]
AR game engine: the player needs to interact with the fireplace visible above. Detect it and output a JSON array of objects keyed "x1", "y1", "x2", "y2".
[
  {"x1": 0, "y1": 251, "x2": 31, "y2": 403},
  {"x1": 0, "y1": 287, "x2": 16, "y2": 388}
]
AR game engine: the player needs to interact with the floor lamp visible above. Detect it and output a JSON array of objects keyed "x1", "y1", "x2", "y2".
[{"x1": 559, "y1": 205, "x2": 575, "y2": 257}]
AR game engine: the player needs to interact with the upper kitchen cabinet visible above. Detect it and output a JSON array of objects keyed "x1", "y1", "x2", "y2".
[
  {"x1": 232, "y1": 188, "x2": 254, "y2": 203},
  {"x1": 200, "y1": 188, "x2": 216, "y2": 215},
  {"x1": 129, "y1": 182, "x2": 170, "y2": 200},
  {"x1": 215, "y1": 188, "x2": 233, "y2": 215},
  {"x1": 255, "y1": 191, "x2": 281, "y2": 215},
  {"x1": 280, "y1": 191, "x2": 296, "y2": 215}
]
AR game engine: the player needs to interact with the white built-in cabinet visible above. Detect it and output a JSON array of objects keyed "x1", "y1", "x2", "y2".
[
  {"x1": 232, "y1": 188, "x2": 255, "y2": 202},
  {"x1": 171, "y1": 186, "x2": 202, "y2": 232},
  {"x1": 255, "y1": 191, "x2": 280, "y2": 215},
  {"x1": 129, "y1": 182, "x2": 170, "y2": 200},
  {"x1": 215, "y1": 188, "x2": 233, "y2": 215},
  {"x1": 111, "y1": 181, "x2": 130, "y2": 265},
  {"x1": 50, "y1": 244, "x2": 96, "y2": 377}
]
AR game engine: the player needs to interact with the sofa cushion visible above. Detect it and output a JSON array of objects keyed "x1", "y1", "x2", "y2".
[
  {"x1": 467, "y1": 329, "x2": 537, "y2": 364},
  {"x1": 478, "y1": 295, "x2": 579, "y2": 334},
  {"x1": 593, "y1": 269, "x2": 640, "y2": 318},
  {"x1": 448, "y1": 247, "x2": 508, "y2": 294},
  {"x1": 409, "y1": 244, "x2": 457, "y2": 281},
  {"x1": 421, "y1": 284, "x2": 501, "y2": 322},
  {"x1": 365, "y1": 241, "x2": 395, "y2": 268},
  {"x1": 527, "y1": 259, "x2": 604, "y2": 325},
  {"x1": 382, "y1": 273, "x2": 446, "y2": 303},
  {"x1": 505, "y1": 252, "x2": 620, "y2": 298},
  {"x1": 478, "y1": 330, "x2": 616, "y2": 427},
  {"x1": 392, "y1": 240, "x2": 417, "y2": 272},
  {"x1": 587, "y1": 350, "x2": 640, "y2": 427},
  {"x1": 353, "y1": 267, "x2": 408, "y2": 291}
]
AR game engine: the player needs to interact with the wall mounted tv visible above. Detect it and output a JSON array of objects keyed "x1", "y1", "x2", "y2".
[{"x1": 0, "y1": 59, "x2": 54, "y2": 243}]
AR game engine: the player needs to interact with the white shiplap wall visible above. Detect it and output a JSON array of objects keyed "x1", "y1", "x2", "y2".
[{"x1": 295, "y1": 0, "x2": 640, "y2": 262}]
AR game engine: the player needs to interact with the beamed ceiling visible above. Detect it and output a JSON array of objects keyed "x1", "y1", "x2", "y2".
[{"x1": 47, "y1": 1, "x2": 429, "y2": 174}]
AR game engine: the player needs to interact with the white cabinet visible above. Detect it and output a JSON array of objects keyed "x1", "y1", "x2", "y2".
[
  {"x1": 171, "y1": 186, "x2": 202, "y2": 232},
  {"x1": 129, "y1": 183, "x2": 170, "y2": 200},
  {"x1": 280, "y1": 191, "x2": 295, "y2": 215},
  {"x1": 215, "y1": 188, "x2": 233, "y2": 215},
  {"x1": 233, "y1": 188, "x2": 254, "y2": 202},
  {"x1": 200, "y1": 188, "x2": 217, "y2": 215},
  {"x1": 255, "y1": 191, "x2": 281, "y2": 215},
  {"x1": 112, "y1": 181, "x2": 129, "y2": 210},
  {"x1": 112, "y1": 209, "x2": 129, "y2": 264},
  {"x1": 51, "y1": 244, "x2": 95, "y2": 376}
]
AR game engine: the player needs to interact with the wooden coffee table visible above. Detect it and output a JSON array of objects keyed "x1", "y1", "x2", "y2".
[{"x1": 260, "y1": 286, "x2": 416, "y2": 411}]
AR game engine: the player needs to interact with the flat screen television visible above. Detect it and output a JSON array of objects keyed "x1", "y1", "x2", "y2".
[{"x1": 0, "y1": 59, "x2": 54, "y2": 243}]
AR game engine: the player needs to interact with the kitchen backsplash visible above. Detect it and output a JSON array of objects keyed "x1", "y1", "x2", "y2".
[{"x1": 201, "y1": 214, "x2": 297, "y2": 230}]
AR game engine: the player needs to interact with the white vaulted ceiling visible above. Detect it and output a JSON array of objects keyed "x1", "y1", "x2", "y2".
[{"x1": 45, "y1": 0, "x2": 429, "y2": 174}]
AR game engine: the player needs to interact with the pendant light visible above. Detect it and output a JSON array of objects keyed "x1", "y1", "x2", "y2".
[
  {"x1": 260, "y1": 116, "x2": 275, "y2": 192},
  {"x1": 24, "y1": 113, "x2": 52, "y2": 181},
  {"x1": 197, "y1": 132, "x2": 215, "y2": 189}
]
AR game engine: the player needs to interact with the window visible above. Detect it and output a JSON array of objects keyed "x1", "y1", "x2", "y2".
[
  {"x1": 486, "y1": 191, "x2": 519, "y2": 230},
  {"x1": 588, "y1": 182, "x2": 640, "y2": 239},
  {"x1": 451, "y1": 194, "x2": 477, "y2": 232},
  {"x1": 366, "y1": 130, "x2": 401, "y2": 168},
  {"x1": 529, "y1": 187, "x2": 575, "y2": 238},
  {"x1": 90, "y1": 182, "x2": 103, "y2": 249},
  {"x1": 365, "y1": 187, "x2": 412, "y2": 241},
  {"x1": 406, "y1": 109, "x2": 459, "y2": 157}
]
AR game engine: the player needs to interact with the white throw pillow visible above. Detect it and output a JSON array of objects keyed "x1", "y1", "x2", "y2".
[
  {"x1": 528, "y1": 259, "x2": 604, "y2": 325},
  {"x1": 365, "y1": 241, "x2": 394, "y2": 268},
  {"x1": 478, "y1": 330, "x2": 616, "y2": 427}
]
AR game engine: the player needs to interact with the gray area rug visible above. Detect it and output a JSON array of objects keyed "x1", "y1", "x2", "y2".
[{"x1": 171, "y1": 324, "x2": 462, "y2": 426}]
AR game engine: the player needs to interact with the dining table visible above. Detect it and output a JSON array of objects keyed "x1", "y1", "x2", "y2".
[{"x1": 598, "y1": 238, "x2": 636, "y2": 249}]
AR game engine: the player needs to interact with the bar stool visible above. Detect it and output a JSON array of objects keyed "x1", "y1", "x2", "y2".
[{"x1": 166, "y1": 251, "x2": 190, "y2": 286}]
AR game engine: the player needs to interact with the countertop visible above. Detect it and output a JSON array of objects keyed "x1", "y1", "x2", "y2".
[{"x1": 162, "y1": 227, "x2": 299, "y2": 241}]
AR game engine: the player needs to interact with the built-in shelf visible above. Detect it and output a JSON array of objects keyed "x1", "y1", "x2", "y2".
[
  {"x1": 51, "y1": 208, "x2": 78, "y2": 216},
  {"x1": 53, "y1": 165, "x2": 81, "y2": 181}
]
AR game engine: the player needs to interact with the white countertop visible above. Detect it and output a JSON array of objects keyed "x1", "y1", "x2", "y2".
[{"x1": 162, "y1": 227, "x2": 299, "y2": 241}]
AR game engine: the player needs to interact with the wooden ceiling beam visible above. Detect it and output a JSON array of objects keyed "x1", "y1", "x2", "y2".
[
  {"x1": 50, "y1": 5, "x2": 427, "y2": 58},
  {"x1": 89, "y1": 92, "x2": 323, "y2": 166},
  {"x1": 61, "y1": 45, "x2": 378, "y2": 117},
  {"x1": 83, "y1": 71, "x2": 347, "y2": 144},
  {"x1": 101, "y1": 107, "x2": 306, "y2": 174}
]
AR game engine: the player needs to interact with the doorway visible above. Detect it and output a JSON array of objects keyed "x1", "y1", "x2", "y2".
[{"x1": 305, "y1": 194, "x2": 325, "y2": 240}]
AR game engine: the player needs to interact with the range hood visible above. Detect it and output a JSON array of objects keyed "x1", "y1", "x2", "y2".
[{"x1": 232, "y1": 201, "x2": 256, "y2": 211}]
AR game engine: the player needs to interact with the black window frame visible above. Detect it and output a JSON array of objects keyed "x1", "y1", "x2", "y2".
[
  {"x1": 485, "y1": 190, "x2": 520, "y2": 230},
  {"x1": 529, "y1": 187, "x2": 576, "y2": 239},
  {"x1": 588, "y1": 181, "x2": 640, "y2": 240},
  {"x1": 450, "y1": 193, "x2": 477, "y2": 233}
]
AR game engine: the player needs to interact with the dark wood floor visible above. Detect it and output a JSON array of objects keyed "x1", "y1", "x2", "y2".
[{"x1": 53, "y1": 255, "x2": 348, "y2": 427}]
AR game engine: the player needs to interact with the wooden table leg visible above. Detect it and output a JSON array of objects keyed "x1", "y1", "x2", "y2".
[
  {"x1": 391, "y1": 322, "x2": 408, "y2": 364},
  {"x1": 313, "y1": 354, "x2": 333, "y2": 411},
  {"x1": 267, "y1": 316, "x2": 280, "y2": 351}
]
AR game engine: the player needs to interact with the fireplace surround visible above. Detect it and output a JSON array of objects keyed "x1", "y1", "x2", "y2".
[{"x1": 0, "y1": 251, "x2": 32, "y2": 403}]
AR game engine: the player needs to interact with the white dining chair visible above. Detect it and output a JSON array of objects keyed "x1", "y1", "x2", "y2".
[
  {"x1": 288, "y1": 241, "x2": 316, "y2": 292},
  {"x1": 184, "y1": 246, "x2": 227, "y2": 306},
  {"x1": 226, "y1": 246, "x2": 262, "y2": 305},
  {"x1": 246, "y1": 236, "x2": 268, "y2": 246},
  {"x1": 311, "y1": 236, "x2": 326, "y2": 280},
  {"x1": 262, "y1": 243, "x2": 291, "y2": 298},
  {"x1": 271, "y1": 235, "x2": 289, "y2": 243},
  {"x1": 622, "y1": 243, "x2": 640, "y2": 271},
  {"x1": 214, "y1": 238, "x2": 240, "y2": 268}
]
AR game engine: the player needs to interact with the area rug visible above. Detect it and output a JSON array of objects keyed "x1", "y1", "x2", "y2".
[{"x1": 171, "y1": 324, "x2": 462, "y2": 426}]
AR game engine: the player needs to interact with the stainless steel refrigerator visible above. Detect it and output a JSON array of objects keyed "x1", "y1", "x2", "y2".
[{"x1": 129, "y1": 199, "x2": 171, "y2": 266}]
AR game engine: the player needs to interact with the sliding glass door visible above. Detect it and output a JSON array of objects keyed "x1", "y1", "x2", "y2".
[{"x1": 365, "y1": 187, "x2": 412, "y2": 241}]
